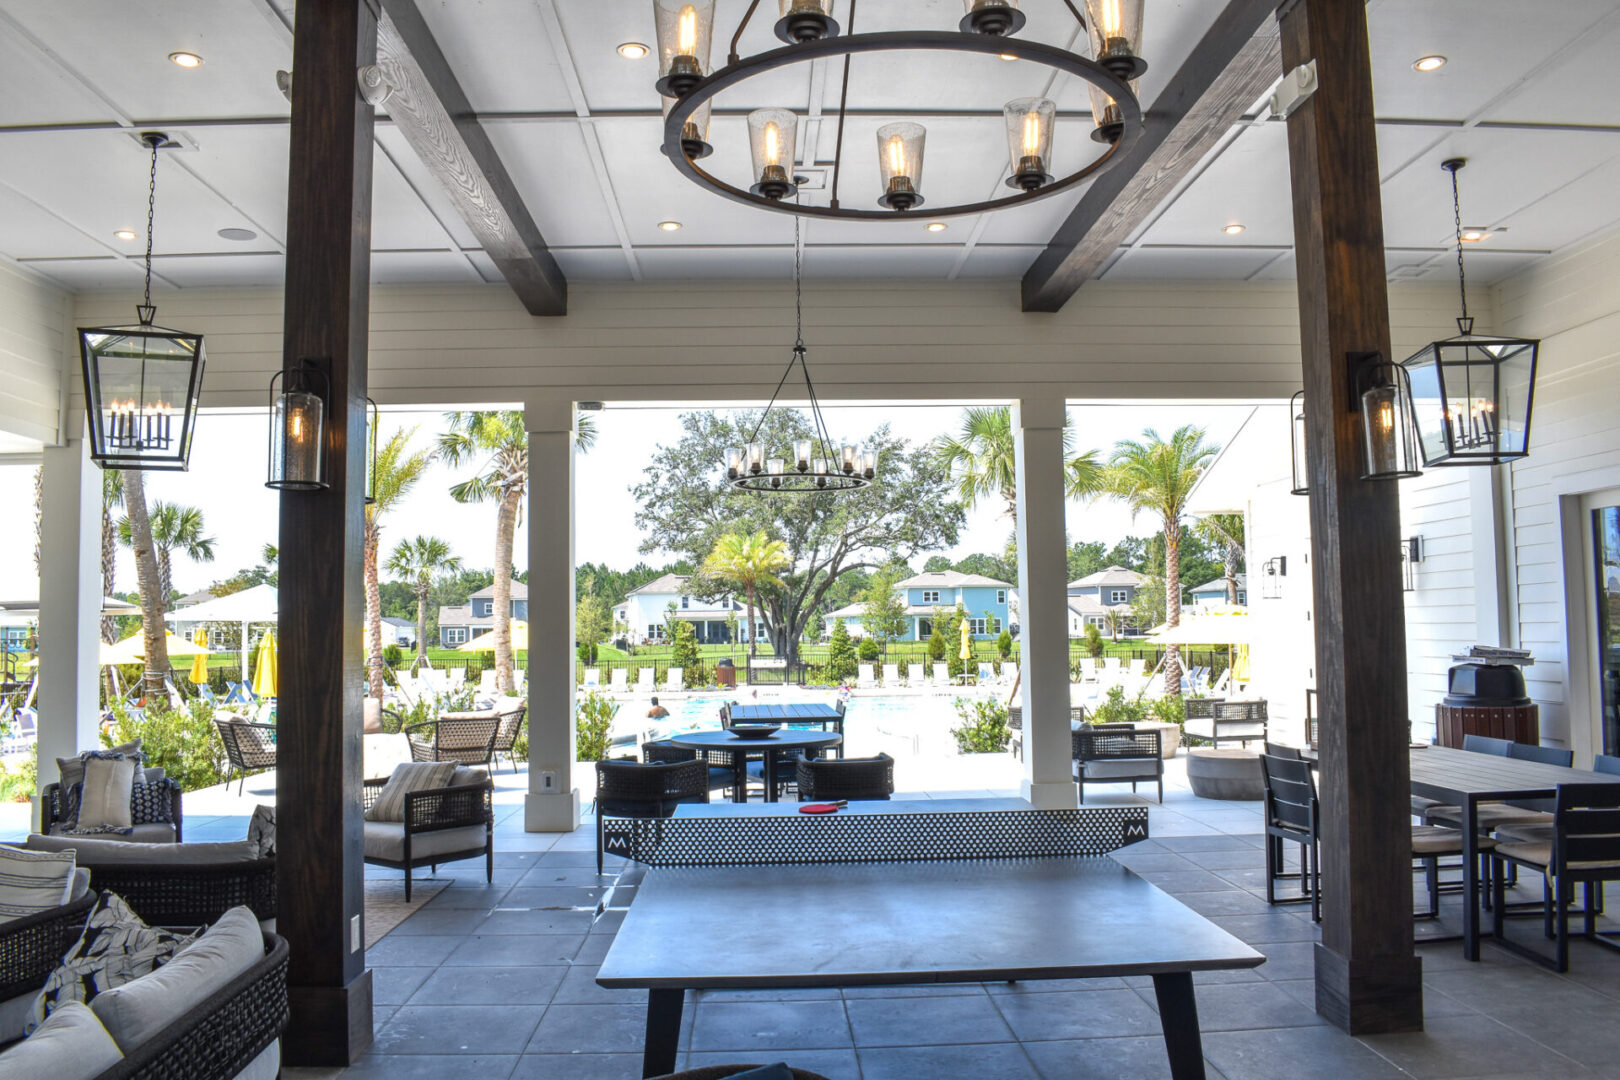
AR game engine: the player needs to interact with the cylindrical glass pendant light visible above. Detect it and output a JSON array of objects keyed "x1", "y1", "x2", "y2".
[
  {"x1": 654, "y1": 0, "x2": 715, "y2": 98},
  {"x1": 662, "y1": 94, "x2": 713, "y2": 159},
  {"x1": 960, "y1": 0, "x2": 1025, "y2": 36},
  {"x1": 1084, "y1": 0, "x2": 1147, "y2": 78},
  {"x1": 1003, "y1": 98, "x2": 1056, "y2": 190},
  {"x1": 776, "y1": 0, "x2": 839, "y2": 43},
  {"x1": 1358, "y1": 362, "x2": 1421, "y2": 482},
  {"x1": 748, "y1": 109, "x2": 799, "y2": 199},
  {"x1": 876, "y1": 122, "x2": 926, "y2": 210},
  {"x1": 266, "y1": 361, "x2": 329, "y2": 491},
  {"x1": 1088, "y1": 78, "x2": 1138, "y2": 144}
]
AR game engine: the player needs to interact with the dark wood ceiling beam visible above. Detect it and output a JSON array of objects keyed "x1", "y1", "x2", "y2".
[
  {"x1": 1020, "y1": 0, "x2": 1284, "y2": 313},
  {"x1": 376, "y1": 0, "x2": 567, "y2": 315}
]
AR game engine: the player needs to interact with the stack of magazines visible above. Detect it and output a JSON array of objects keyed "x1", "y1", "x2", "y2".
[{"x1": 1451, "y1": 645, "x2": 1534, "y2": 667}]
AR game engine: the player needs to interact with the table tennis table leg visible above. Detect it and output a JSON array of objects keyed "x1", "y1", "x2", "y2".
[
  {"x1": 642, "y1": 988, "x2": 684, "y2": 1079},
  {"x1": 1151, "y1": 972, "x2": 1207, "y2": 1080}
]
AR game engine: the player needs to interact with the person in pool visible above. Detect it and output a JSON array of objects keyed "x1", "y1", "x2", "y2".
[{"x1": 646, "y1": 696, "x2": 669, "y2": 720}]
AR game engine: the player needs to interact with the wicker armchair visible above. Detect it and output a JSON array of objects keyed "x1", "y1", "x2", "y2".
[
  {"x1": 641, "y1": 739, "x2": 697, "y2": 764},
  {"x1": 595, "y1": 758, "x2": 710, "y2": 874},
  {"x1": 0, "y1": 881, "x2": 93, "y2": 1001},
  {"x1": 41, "y1": 782, "x2": 184, "y2": 843},
  {"x1": 796, "y1": 753, "x2": 894, "y2": 802},
  {"x1": 404, "y1": 715, "x2": 500, "y2": 766},
  {"x1": 1007, "y1": 706, "x2": 1023, "y2": 760},
  {"x1": 491, "y1": 703, "x2": 528, "y2": 773},
  {"x1": 1073, "y1": 727, "x2": 1163, "y2": 803},
  {"x1": 361, "y1": 770, "x2": 494, "y2": 900},
  {"x1": 215, "y1": 718, "x2": 278, "y2": 795}
]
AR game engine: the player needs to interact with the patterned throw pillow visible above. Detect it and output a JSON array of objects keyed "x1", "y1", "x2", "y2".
[
  {"x1": 0, "y1": 846, "x2": 77, "y2": 925},
  {"x1": 31, "y1": 892, "x2": 197, "y2": 1030},
  {"x1": 246, "y1": 805, "x2": 276, "y2": 859},
  {"x1": 129, "y1": 778, "x2": 180, "y2": 825},
  {"x1": 55, "y1": 744, "x2": 143, "y2": 829},
  {"x1": 364, "y1": 761, "x2": 457, "y2": 822}
]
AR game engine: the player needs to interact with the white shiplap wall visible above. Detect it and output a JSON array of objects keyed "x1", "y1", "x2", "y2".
[
  {"x1": 0, "y1": 258, "x2": 67, "y2": 447},
  {"x1": 1493, "y1": 224, "x2": 1620, "y2": 751}
]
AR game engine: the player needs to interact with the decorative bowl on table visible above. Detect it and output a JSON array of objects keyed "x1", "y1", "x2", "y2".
[{"x1": 729, "y1": 724, "x2": 780, "y2": 739}]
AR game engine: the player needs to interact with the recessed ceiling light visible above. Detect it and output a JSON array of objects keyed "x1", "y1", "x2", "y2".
[
  {"x1": 1460, "y1": 229, "x2": 1488, "y2": 242},
  {"x1": 168, "y1": 51, "x2": 204, "y2": 69},
  {"x1": 1222, "y1": 223, "x2": 1245, "y2": 235},
  {"x1": 618, "y1": 42, "x2": 650, "y2": 59},
  {"x1": 114, "y1": 229, "x2": 138, "y2": 242},
  {"x1": 925, "y1": 221, "x2": 948, "y2": 233},
  {"x1": 658, "y1": 220, "x2": 682, "y2": 232},
  {"x1": 217, "y1": 227, "x2": 258, "y2": 241},
  {"x1": 1412, "y1": 55, "x2": 1446, "y2": 72}
]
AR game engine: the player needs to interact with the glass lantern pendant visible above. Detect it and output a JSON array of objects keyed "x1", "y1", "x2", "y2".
[
  {"x1": 1400, "y1": 159, "x2": 1540, "y2": 467},
  {"x1": 776, "y1": 0, "x2": 838, "y2": 43},
  {"x1": 961, "y1": 0, "x2": 1025, "y2": 37},
  {"x1": 1004, "y1": 98, "x2": 1056, "y2": 190},
  {"x1": 1084, "y1": 0, "x2": 1147, "y2": 79},
  {"x1": 876, "y1": 122, "x2": 926, "y2": 210},
  {"x1": 1088, "y1": 78, "x2": 1138, "y2": 144},
  {"x1": 1289, "y1": 390, "x2": 1309, "y2": 496},
  {"x1": 79, "y1": 132, "x2": 207, "y2": 472},
  {"x1": 662, "y1": 94, "x2": 713, "y2": 160},
  {"x1": 654, "y1": 0, "x2": 715, "y2": 98},
  {"x1": 267, "y1": 359, "x2": 330, "y2": 491},
  {"x1": 748, "y1": 109, "x2": 799, "y2": 199},
  {"x1": 1358, "y1": 361, "x2": 1421, "y2": 482}
]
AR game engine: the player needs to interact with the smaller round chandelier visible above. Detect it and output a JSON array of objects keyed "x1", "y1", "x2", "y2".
[
  {"x1": 653, "y1": 0, "x2": 1148, "y2": 220},
  {"x1": 726, "y1": 218, "x2": 874, "y2": 494}
]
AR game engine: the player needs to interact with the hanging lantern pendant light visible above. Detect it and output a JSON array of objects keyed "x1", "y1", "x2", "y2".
[
  {"x1": 1400, "y1": 159, "x2": 1540, "y2": 467},
  {"x1": 77, "y1": 131, "x2": 207, "y2": 472},
  {"x1": 725, "y1": 217, "x2": 873, "y2": 493}
]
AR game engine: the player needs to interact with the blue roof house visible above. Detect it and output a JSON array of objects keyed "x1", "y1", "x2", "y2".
[{"x1": 822, "y1": 570, "x2": 1014, "y2": 641}]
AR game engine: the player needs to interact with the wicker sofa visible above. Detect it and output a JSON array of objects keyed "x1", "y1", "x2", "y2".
[{"x1": 17, "y1": 835, "x2": 277, "y2": 928}]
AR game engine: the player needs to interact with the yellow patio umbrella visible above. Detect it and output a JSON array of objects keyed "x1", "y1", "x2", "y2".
[
  {"x1": 456, "y1": 619, "x2": 529, "y2": 652},
  {"x1": 100, "y1": 630, "x2": 213, "y2": 666},
  {"x1": 252, "y1": 630, "x2": 278, "y2": 698},
  {"x1": 1232, "y1": 643, "x2": 1251, "y2": 682},
  {"x1": 959, "y1": 617, "x2": 973, "y2": 662},
  {"x1": 188, "y1": 627, "x2": 210, "y2": 684}
]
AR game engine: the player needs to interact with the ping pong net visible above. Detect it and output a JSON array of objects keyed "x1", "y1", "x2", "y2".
[{"x1": 601, "y1": 807, "x2": 1149, "y2": 868}]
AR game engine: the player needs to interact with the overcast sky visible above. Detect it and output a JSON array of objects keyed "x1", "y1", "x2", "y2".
[{"x1": 0, "y1": 402, "x2": 1256, "y2": 600}]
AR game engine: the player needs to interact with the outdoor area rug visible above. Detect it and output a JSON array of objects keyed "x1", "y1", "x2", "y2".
[{"x1": 364, "y1": 877, "x2": 449, "y2": 948}]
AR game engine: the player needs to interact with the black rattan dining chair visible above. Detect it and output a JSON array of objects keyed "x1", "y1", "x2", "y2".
[
  {"x1": 215, "y1": 717, "x2": 278, "y2": 795},
  {"x1": 405, "y1": 716, "x2": 500, "y2": 766},
  {"x1": 796, "y1": 753, "x2": 894, "y2": 802},
  {"x1": 1072, "y1": 727, "x2": 1162, "y2": 803},
  {"x1": 490, "y1": 703, "x2": 528, "y2": 773},
  {"x1": 594, "y1": 758, "x2": 711, "y2": 873}
]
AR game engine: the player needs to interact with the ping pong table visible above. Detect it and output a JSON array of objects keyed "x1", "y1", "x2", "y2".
[{"x1": 596, "y1": 802, "x2": 1264, "y2": 1078}]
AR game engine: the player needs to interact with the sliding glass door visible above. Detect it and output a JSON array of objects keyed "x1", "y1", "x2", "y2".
[{"x1": 1596, "y1": 503, "x2": 1620, "y2": 756}]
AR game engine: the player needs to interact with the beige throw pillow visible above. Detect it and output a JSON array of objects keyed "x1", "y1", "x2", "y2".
[
  {"x1": 75, "y1": 757, "x2": 137, "y2": 831},
  {"x1": 365, "y1": 761, "x2": 457, "y2": 822}
]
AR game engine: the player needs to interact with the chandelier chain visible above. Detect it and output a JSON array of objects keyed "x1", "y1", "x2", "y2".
[
  {"x1": 143, "y1": 136, "x2": 158, "y2": 321},
  {"x1": 1450, "y1": 163, "x2": 1469, "y2": 325}
]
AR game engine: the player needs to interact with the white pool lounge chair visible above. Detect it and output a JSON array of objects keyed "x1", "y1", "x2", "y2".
[
  {"x1": 1103, "y1": 657, "x2": 1122, "y2": 678},
  {"x1": 857, "y1": 664, "x2": 877, "y2": 689},
  {"x1": 610, "y1": 668, "x2": 629, "y2": 693},
  {"x1": 932, "y1": 662, "x2": 950, "y2": 688},
  {"x1": 583, "y1": 667, "x2": 601, "y2": 689},
  {"x1": 882, "y1": 663, "x2": 900, "y2": 687},
  {"x1": 1078, "y1": 657, "x2": 1098, "y2": 683},
  {"x1": 907, "y1": 662, "x2": 925, "y2": 686},
  {"x1": 1128, "y1": 658, "x2": 1146, "y2": 678},
  {"x1": 664, "y1": 667, "x2": 684, "y2": 692},
  {"x1": 479, "y1": 670, "x2": 499, "y2": 695},
  {"x1": 636, "y1": 667, "x2": 655, "y2": 693},
  {"x1": 976, "y1": 662, "x2": 994, "y2": 684}
]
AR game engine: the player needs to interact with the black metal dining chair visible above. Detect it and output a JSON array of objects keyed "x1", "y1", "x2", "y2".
[{"x1": 1260, "y1": 754, "x2": 1319, "y2": 921}]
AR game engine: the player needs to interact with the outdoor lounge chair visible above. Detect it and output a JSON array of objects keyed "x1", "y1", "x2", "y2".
[
  {"x1": 907, "y1": 662, "x2": 924, "y2": 686},
  {"x1": 882, "y1": 662, "x2": 900, "y2": 687},
  {"x1": 664, "y1": 667, "x2": 683, "y2": 692},
  {"x1": 796, "y1": 752, "x2": 894, "y2": 802},
  {"x1": 363, "y1": 766, "x2": 493, "y2": 901},
  {"x1": 932, "y1": 662, "x2": 950, "y2": 688},
  {"x1": 1102, "y1": 657, "x2": 1122, "y2": 680},
  {"x1": 479, "y1": 669, "x2": 499, "y2": 696},
  {"x1": 610, "y1": 668, "x2": 630, "y2": 693},
  {"x1": 405, "y1": 715, "x2": 500, "y2": 766},
  {"x1": 216, "y1": 717, "x2": 278, "y2": 795},
  {"x1": 1073, "y1": 727, "x2": 1163, "y2": 803},
  {"x1": 857, "y1": 663, "x2": 877, "y2": 688},
  {"x1": 976, "y1": 662, "x2": 994, "y2": 684},
  {"x1": 1078, "y1": 657, "x2": 1098, "y2": 683},
  {"x1": 490, "y1": 701, "x2": 528, "y2": 773},
  {"x1": 583, "y1": 667, "x2": 601, "y2": 689},
  {"x1": 1128, "y1": 658, "x2": 1146, "y2": 678},
  {"x1": 595, "y1": 758, "x2": 710, "y2": 873},
  {"x1": 636, "y1": 667, "x2": 655, "y2": 693}
]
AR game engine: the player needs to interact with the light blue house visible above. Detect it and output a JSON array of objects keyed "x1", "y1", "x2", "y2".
[
  {"x1": 1066, "y1": 565, "x2": 1145, "y2": 637},
  {"x1": 437, "y1": 582, "x2": 529, "y2": 647},
  {"x1": 822, "y1": 570, "x2": 1014, "y2": 641},
  {"x1": 1188, "y1": 573, "x2": 1246, "y2": 609}
]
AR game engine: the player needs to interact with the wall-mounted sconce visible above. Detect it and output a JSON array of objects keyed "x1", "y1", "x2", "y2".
[
  {"x1": 1355, "y1": 353, "x2": 1422, "y2": 482},
  {"x1": 1399, "y1": 535, "x2": 1423, "y2": 592},
  {"x1": 267, "y1": 358, "x2": 329, "y2": 491},
  {"x1": 1261, "y1": 555, "x2": 1286, "y2": 599},
  {"x1": 1289, "y1": 391, "x2": 1309, "y2": 496},
  {"x1": 364, "y1": 397, "x2": 379, "y2": 505}
]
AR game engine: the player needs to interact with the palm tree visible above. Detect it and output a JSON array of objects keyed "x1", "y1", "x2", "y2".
[
  {"x1": 120, "y1": 502, "x2": 216, "y2": 607},
  {"x1": 101, "y1": 471, "x2": 125, "y2": 644},
  {"x1": 119, "y1": 470, "x2": 167, "y2": 697},
  {"x1": 365, "y1": 428, "x2": 434, "y2": 699},
  {"x1": 934, "y1": 405, "x2": 1104, "y2": 516},
  {"x1": 1103, "y1": 607, "x2": 1125, "y2": 643},
  {"x1": 700, "y1": 530, "x2": 790, "y2": 663},
  {"x1": 1105, "y1": 426, "x2": 1217, "y2": 696},
  {"x1": 261, "y1": 543, "x2": 278, "y2": 566},
  {"x1": 386, "y1": 536, "x2": 462, "y2": 667},
  {"x1": 1196, "y1": 513, "x2": 1246, "y2": 605}
]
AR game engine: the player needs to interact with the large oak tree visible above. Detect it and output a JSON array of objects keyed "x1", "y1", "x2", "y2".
[{"x1": 632, "y1": 411, "x2": 963, "y2": 663}]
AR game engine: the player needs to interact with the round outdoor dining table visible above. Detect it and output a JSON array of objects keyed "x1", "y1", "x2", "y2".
[{"x1": 665, "y1": 729, "x2": 843, "y2": 803}]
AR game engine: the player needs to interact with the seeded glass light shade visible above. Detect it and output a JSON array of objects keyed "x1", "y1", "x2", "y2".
[
  {"x1": 1003, "y1": 97, "x2": 1056, "y2": 190},
  {"x1": 960, "y1": 0, "x2": 1024, "y2": 36},
  {"x1": 1087, "y1": 78, "x2": 1139, "y2": 143},
  {"x1": 79, "y1": 322, "x2": 206, "y2": 470},
  {"x1": 662, "y1": 93, "x2": 713, "y2": 159},
  {"x1": 1358, "y1": 364, "x2": 1421, "y2": 482},
  {"x1": 1084, "y1": 0, "x2": 1147, "y2": 78},
  {"x1": 876, "y1": 122, "x2": 926, "y2": 210},
  {"x1": 654, "y1": 0, "x2": 715, "y2": 97},
  {"x1": 267, "y1": 367, "x2": 328, "y2": 491},
  {"x1": 1289, "y1": 390, "x2": 1309, "y2": 496},
  {"x1": 776, "y1": 0, "x2": 838, "y2": 43},
  {"x1": 1402, "y1": 325, "x2": 1538, "y2": 466},
  {"x1": 748, "y1": 109, "x2": 799, "y2": 199}
]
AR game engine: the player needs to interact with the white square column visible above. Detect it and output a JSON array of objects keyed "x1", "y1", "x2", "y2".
[
  {"x1": 36, "y1": 439, "x2": 103, "y2": 794},
  {"x1": 524, "y1": 398, "x2": 580, "y2": 831},
  {"x1": 1013, "y1": 397, "x2": 1078, "y2": 809}
]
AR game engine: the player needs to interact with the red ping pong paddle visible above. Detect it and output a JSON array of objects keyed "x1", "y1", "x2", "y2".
[{"x1": 798, "y1": 802, "x2": 843, "y2": 814}]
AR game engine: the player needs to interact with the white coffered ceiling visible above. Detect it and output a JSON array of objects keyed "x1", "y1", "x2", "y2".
[{"x1": 1, "y1": 0, "x2": 1618, "y2": 293}]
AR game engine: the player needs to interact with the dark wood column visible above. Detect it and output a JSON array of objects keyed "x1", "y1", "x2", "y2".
[
  {"x1": 276, "y1": 0, "x2": 377, "y2": 1064},
  {"x1": 1281, "y1": 0, "x2": 1422, "y2": 1034}
]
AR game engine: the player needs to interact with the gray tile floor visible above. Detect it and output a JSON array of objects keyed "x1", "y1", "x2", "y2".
[{"x1": 238, "y1": 772, "x2": 1620, "y2": 1080}]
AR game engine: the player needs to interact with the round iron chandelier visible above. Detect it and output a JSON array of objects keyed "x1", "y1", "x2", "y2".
[
  {"x1": 653, "y1": 0, "x2": 1148, "y2": 220},
  {"x1": 726, "y1": 216, "x2": 874, "y2": 493}
]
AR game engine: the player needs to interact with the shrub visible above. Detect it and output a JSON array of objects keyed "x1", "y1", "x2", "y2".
[
  {"x1": 927, "y1": 619, "x2": 946, "y2": 661},
  {"x1": 1148, "y1": 693, "x2": 1186, "y2": 728},
  {"x1": 103, "y1": 697, "x2": 229, "y2": 792},
  {"x1": 668, "y1": 619, "x2": 701, "y2": 676},
  {"x1": 576, "y1": 689, "x2": 617, "y2": 762},
  {"x1": 383, "y1": 643, "x2": 404, "y2": 665},
  {"x1": 949, "y1": 697, "x2": 1010, "y2": 754},
  {"x1": 1090, "y1": 685, "x2": 1149, "y2": 727},
  {"x1": 1083, "y1": 625, "x2": 1104, "y2": 659},
  {"x1": 825, "y1": 621, "x2": 858, "y2": 681},
  {"x1": 857, "y1": 637, "x2": 880, "y2": 662},
  {"x1": 996, "y1": 629, "x2": 1013, "y2": 659},
  {"x1": 577, "y1": 642, "x2": 596, "y2": 666}
]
